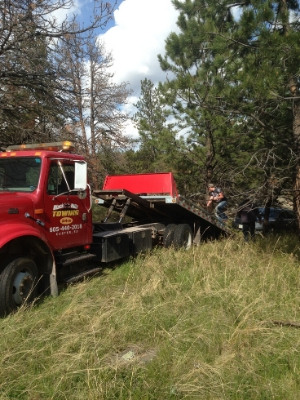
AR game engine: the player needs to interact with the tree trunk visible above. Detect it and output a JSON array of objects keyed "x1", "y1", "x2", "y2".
[
  {"x1": 205, "y1": 130, "x2": 215, "y2": 185},
  {"x1": 293, "y1": 99, "x2": 300, "y2": 233}
]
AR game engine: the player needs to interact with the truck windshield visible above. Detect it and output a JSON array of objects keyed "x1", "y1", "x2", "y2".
[{"x1": 0, "y1": 157, "x2": 41, "y2": 192}]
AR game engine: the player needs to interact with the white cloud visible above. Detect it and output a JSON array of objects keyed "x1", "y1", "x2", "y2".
[
  {"x1": 97, "y1": 0, "x2": 180, "y2": 137},
  {"x1": 100, "y1": 0, "x2": 179, "y2": 94}
]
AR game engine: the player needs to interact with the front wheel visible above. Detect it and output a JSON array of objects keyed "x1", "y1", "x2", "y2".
[{"x1": 0, "y1": 257, "x2": 38, "y2": 317}]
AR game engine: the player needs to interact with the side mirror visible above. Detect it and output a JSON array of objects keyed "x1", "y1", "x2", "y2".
[{"x1": 74, "y1": 161, "x2": 87, "y2": 190}]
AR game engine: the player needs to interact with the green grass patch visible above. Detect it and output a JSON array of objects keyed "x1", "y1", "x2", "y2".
[{"x1": 0, "y1": 235, "x2": 299, "y2": 399}]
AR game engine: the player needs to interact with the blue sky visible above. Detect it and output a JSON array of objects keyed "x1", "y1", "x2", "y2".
[{"x1": 76, "y1": 0, "x2": 124, "y2": 33}]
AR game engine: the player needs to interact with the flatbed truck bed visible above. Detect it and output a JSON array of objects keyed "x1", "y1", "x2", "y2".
[{"x1": 93, "y1": 173, "x2": 230, "y2": 246}]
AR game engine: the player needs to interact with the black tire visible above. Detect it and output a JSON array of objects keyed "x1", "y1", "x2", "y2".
[
  {"x1": 173, "y1": 224, "x2": 193, "y2": 250},
  {"x1": 163, "y1": 224, "x2": 177, "y2": 248},
  {"x1": 0, "y1": 257, "x2": 38, "y2": 317}
]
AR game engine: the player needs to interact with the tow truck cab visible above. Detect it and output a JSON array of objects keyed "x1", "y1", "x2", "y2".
[{"x1": 0, "y1": 141, "x2": 92, "y2": 316}]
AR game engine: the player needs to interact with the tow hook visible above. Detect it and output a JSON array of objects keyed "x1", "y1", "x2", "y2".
[{"x1": 25, "y1": 212, "x2": 45, "y2": 227}]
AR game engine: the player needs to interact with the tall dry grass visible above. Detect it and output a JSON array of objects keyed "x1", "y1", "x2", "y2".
[{"x1": 0, "y1": 234, "x2": 299, "y2": 399}]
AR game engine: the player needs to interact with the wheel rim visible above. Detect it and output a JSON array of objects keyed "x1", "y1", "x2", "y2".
[{"x1": 12, "y1": 271, "x2": 34, "y2": 305}]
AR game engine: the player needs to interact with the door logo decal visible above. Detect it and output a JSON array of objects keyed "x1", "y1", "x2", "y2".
[
  {"x1": 53, "y1": 203, "x2": 78, "y2": 210},
  {"x1": 60, "y1": 217, "x2": 73, "y2": 225},
  {"x1": 53, "y1": 209, "x2": 79, "y2": 217}
]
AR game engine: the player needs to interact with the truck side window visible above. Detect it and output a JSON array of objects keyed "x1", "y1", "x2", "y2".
[{"x1": 47, "y1": 162, "x2": 75, "y2": 195}]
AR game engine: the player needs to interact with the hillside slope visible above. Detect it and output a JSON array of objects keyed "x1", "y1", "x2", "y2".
[{"x1": 0, "y1": 235, "x2": 299, "y2": 400}]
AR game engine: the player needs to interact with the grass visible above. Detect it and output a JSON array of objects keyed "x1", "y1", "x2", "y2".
[{"x1": 0, "y1": 234, "x2": 299, "y2": 399}]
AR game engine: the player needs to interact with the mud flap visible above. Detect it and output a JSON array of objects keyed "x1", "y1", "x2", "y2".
[{"x1": 50, "y1": 259, "x2": 58, "y2": 297}]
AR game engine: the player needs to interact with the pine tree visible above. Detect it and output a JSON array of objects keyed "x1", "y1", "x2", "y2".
[
  {"x1": 158, "y1": 0, "x2": 248, "y2": 199},
  {"x1": 158, "y1": 0, "x2": 299, "y2": 215},
  {"x1": 130, "y1": 78, "x2": 199, "y2": 195},
  {"x1": 223, "y1": 0, "x2": 300, "y2": 210},
  {"x1": 132, "y1": 78, "x2": 178, "y2": 172}
]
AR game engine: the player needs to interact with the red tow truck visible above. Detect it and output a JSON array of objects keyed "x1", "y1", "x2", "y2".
[{"x1": 0, "y1": 141, "x2": 229, "y2": 317}]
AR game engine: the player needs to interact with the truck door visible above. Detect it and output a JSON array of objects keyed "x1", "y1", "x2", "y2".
[{"x1": 44, "y1": 160, "x2": 92, "y2": 249}]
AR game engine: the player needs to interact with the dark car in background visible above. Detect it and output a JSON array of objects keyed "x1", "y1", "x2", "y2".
[{"x1": 234, "y1": 207, "x2": 297, "y2": 233}]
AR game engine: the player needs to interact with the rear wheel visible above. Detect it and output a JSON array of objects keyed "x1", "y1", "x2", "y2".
[
  {"x1": 163, "y1": 224, "x2": 177, "y2": 248},
  {"x1": 173, "y1": 224, "x2": 193, "y2": 250},
  {"x1": 0, "y1": 257, "x2": 38, "y2": 317}
]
